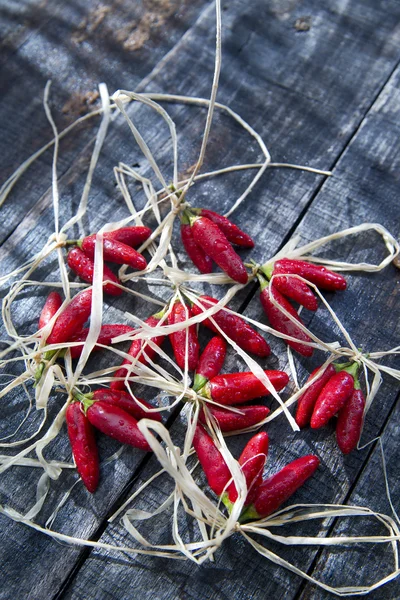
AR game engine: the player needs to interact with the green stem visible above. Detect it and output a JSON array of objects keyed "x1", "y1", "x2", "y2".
[
  {"x1": 257, "y1": 273, "x2": 269, "y2": 292},
  {"x1": 259, "y1": 263, "x2": 274, "y2": 280}
]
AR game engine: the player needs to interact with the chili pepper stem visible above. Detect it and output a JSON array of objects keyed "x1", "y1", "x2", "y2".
[
  {"x1": 257, "y1": 273, "x2": 269, "y2": 291},
  {"x1": 34, "y1": 362, "x2": 45, "y2": 385},
  {"x1": 260, "y1": 263, "x2": 274, "y2": 280},
  {"x1": 336, "y1": 361, "x2": 360, "y2": 382},
  {"x1": 72, "y1": 389, "x2": 95, "y2": 412},
  {"x1": 221, "y1": 493, "x2": 234, "y2": 513},
  {"x1": 193, "y1": 374, "x2": 208, "y2": 393},
  {"x1": 237, "y1": 505, "x2": 257, "y2": 523}
]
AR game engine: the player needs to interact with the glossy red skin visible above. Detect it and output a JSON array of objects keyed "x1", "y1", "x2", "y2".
[
  {"x1": 191, "y1": 217, "x2": 248, "y2": 284},
  {"x1": 67, "y1": 247, "x2": 122, "y2": 296},
  {"x1": 336, "y1": 389, "x2": 365, "y2": 454},
  {"x1": 86, "y1": 401, "x2": 151, "y2": 451},
  {"x1": 192, "y1": 295, "x2": 270, "y2": 358},
  {"x1": 272, "y1": 274, "x2": 318, "y2": 311},
  {"x1": 295, "y1": 364, "x2": 337, "y2": 428},
  {"x1": 81, "y1": 235, "x2": 147, "y2": 270},
  {"x1": 310, "y1": 371, "x2": 355, "y2": 429},
  {"x1": 274, "y1": 259, "x2": 347, "y2": 291},
  {"x1": 228, "y1": 432, "x2": 269, "y2": 503},
  {"x1": 69, "y1": 324, "x2": 134, "y2": 359},
  {"x1": 92, "y1": 389, "x2": 162, "y2": 422},
  {"x1": 38, "y1": 291, "x2": 63, "y2": 329},
  {"x1": 105, "y1": 226, "x2": 152, "y2": 247},
  {"x1": 207, "y1": 370, "x2": 289, "y2": 405},
  {"x1": 195, "y1": 336, "x2": 227, "y2": 382},
  {"x1": 181, "y1": 223, "x2": 213, "y2": 274},
  {"x1": 250, "y1": 455, "x2": 320, "y2": 519},
  {"x1": 198, "y1": 209, "x2": 254, "y2": 248},
  {"x1": 260, "y1": 284, "x2": 313, "y2": 357},
  {"x1": 168, "y1": 301, "x2": 199, "y2": 371},
  {"x1": 193, "y1": 424, "x2": 231, "y2": 496},
  {"x1": 111, "y1": 315, "x2": 165, "y2": 391},
  {"x1": 199, "y1": 405, "x2": 270, "y2": 432},
  {"x1": 66, "y1": 403, "x2": 99, "y2": 493},
  {"x1": 47, "y1": 289, "x2": 92, "y2": 345}
]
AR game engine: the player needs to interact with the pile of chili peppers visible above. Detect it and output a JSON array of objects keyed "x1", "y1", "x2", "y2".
[{"x1": 31, "y1": 210, "x2": 370, "y2": 516}]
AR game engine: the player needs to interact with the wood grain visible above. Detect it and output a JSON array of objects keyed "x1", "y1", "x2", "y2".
[{"x1": 0, "y1": 0, "x2": 400, "y2": 598}]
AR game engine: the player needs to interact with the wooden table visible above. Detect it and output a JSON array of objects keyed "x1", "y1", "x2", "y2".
[{"x1": 1, "y1": 1, "x2": 400, "y2": 598}]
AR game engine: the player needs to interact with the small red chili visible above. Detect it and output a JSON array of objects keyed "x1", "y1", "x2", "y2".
[
  {"x1": 310, "y1": 366, "x2": 358, "y2": 429},
  {"x1": 190, "y1": 215, "x2": 248, "y2": 284},
  {"x1": 202, "y1": 370, "x2": 289, "y2": 406},
  {"x1": 295, "y1": 364, "x2": 337, "y2": 428},
  {"x1": 274, "y1": 259, "x2": 347, "y2": 291},
  {"x1": 46, "y1": 289, "x2": 93, "y2": 346},
  {"x1": 85, "y1": 400, "x2": 151, "y2": 452},
  {"x1": 336, "y1": 388, "x2": 365, "y2": 454},
  {"x1": 38, "y1": 291, "x2": 63, "y2": 330},
  {"x1": 199, "y1": 405, "x2": 270, "y2": 432},
  {"x1": 67, "y1": 247, "x2": 122, "y2": 296},
  {"x1": 168, "y1": 300, "x2": 199, "y2": 371},
  {"x1": 90, "y1": 388, "x2": 162, "y2": 422},
  {"x1": 241, "y1": 454, "x2": 320, "y2": 521},
  {"x1": 227, "y1": 432, "x2": 269, "y2": 504},
  {"x1": 180, "y1": 216, "x2": 213, "y2": 274},
  {"x1": 66, "y1": 402, "x2": 99, "y2": 493},
  {"x1": 80, "y1": 235, "x2": 147, "y2": 271},
  {"x1": 192, "y1": 424, "x2": 232, "y2": 497},
  {"x1": 111, "y1": 311, "x2": 165, "y2": 390},
  {"x1": 105, "y1": 226, "x2": 152, "y2": 247},
  {"x1": 191, "y1": 295, "x2": 270, "y2": 357},
  {"x1": 193, "y1": 336, "x2": 227, "y2": 392},
  {"x1": 68, "y1": 324, "x2": 134, "y2": 359},
  {"x1": 194, "y1": 208, "x2": 255, "y2": 248},
  {"x1": 258, "y1": 275, "x2": 313, "y2": 357}
]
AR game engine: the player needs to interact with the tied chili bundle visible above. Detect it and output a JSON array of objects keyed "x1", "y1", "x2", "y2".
[{"x1": 0, "y1": 1, "x2": 400, "y2": 594}]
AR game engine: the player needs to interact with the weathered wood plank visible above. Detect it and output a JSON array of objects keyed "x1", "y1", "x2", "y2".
[
  {"x1": 0, "y1": 0, "x2": 211, "y2": 244},
  {"x1": 37, "y1": 1, "x2": 400, "y2": 599},
  {"x1": 1, "y1": 0, "x2": 400, "y2": 598}
]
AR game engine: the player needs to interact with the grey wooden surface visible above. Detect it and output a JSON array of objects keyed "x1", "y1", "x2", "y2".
[{"x1": 1, "y1": 0, "x2": 400, "y2": 599}]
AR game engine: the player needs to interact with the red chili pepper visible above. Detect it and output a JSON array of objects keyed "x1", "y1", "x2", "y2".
[
  {"x1": 68, "y1": 324, "x2": 134, "y2": 359},
  {"x1": 111, "y1": 312, "x2": 165, "y2": 391},
  {"x1": 190, "y1": 215, "x2": 248, "y2": 284},
  {"x1": 227, "y1": 432, "x2": 269, "y2": 504},
  {"x1": 105, "y1": 226, "x2": 152, "y2": 247},
  {"x1": 90, "y1": 389, "x2": 162, "y2": 422},
  {"x1": 336, "y1": 388, "x2": 365, "y2": 454},
  {"x1": 193, "y1": 336, "x2": 227, "y2": 392},
  {"x1": 38, "y1": 291, "x2": 63, "y2": 329},
  {"x1": 46, "y1": 289, "x2": 92, "y2": 345},
  {"x1": 192, "y1": 424, "x2": 231, "y2": 496},
  {"x1": 272, "y1": 274, "x2": 318, "y2": 311},
  {"x1": 67, "y1": 247, "x2": 122, "y2": 296},
  {"x1": 85, "y1": 401, "x2": 151, "y2": 451},
  {"x1": 180, "y1": 217, "x2": 213, "y2": 274},
  {"x1": 241, "y1": 454, "x2": 320, "y2": 521},
  {"x1": 191, "y1": 295, "x2": 270, "y2": 357},
  {"x1": 168, "y1": 301, "x2": 199, "y2": 371},
  {"x1": 203, "y1": 370, "x2": 289, "y2": 406},
  {"x1": 259, "y1": 276, "x2": 313, "y2": 357},
  {"x1": 310, "y1": 368, "x2": 356, "y2": 429},
  {"x1": 274, "y1": 259, "x2": 347, "y2": 291},
  {"x1": 80, "y1": 235, "x2": 147, "y2": 271},
  {"x1": 66, "y1": 402, "x2": 99, "y2": 493},
  {"x1": 195, "y1": 208, "x2": 254, "y2": 248},
  {"x1": 199, "y1": 405, "x2": 270, "y2": 432},
  {"x1": 295, "y1": 364, "x2": 337, "y2": 428}
]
